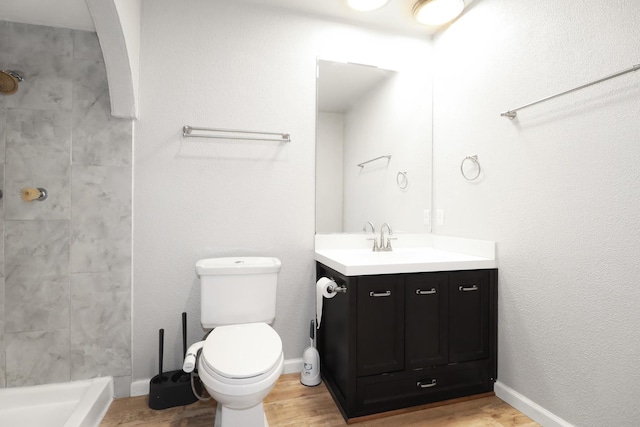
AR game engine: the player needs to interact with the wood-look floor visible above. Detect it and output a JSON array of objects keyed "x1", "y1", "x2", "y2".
[{"x1": 101, "y1": 373, "x2": 540, "y2": 426}]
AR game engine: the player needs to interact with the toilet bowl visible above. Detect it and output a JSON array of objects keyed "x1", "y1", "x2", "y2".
[{"x1": 197, "y1": 322, "x2": 284, "y2": 427}]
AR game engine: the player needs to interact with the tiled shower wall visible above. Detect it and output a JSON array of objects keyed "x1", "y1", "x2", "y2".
[{"x1": 0, "y1": 21, "x2": 132, "y2": 393}]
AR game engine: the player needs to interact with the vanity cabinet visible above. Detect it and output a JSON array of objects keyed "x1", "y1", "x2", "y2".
[{"x1": 316, "y1": 263, "x2": 498, "y2": 421}]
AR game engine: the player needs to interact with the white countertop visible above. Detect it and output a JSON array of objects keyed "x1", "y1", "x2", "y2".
[{"x1": 315, "y1": 233, "x2": 497, "y2": 276}]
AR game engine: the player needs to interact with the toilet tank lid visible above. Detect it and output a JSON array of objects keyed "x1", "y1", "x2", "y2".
[{"x1": 196, "y1": 257, "x2": 281, "y2": 275}]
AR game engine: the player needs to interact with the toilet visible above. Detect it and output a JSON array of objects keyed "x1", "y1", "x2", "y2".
[{"x1": 183, "y1": 257, "x2": 284, "y2": 427}]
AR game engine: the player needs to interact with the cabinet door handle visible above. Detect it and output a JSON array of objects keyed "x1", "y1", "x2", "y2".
[
  {"x1": 416, "y1": 379, "x2": 437, "y2": 389},
  {"x1": 416, "y1": 288, "x2": 436, "y2": 295},
  {"x1": 369, "y1": 290, "x2": 391, "y2": 297},
  {"x1": 459, "y1": 284, "x2": 478, "y2": 292}
]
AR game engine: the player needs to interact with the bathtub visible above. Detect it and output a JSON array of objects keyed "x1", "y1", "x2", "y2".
[{"x1": 0, "y1": 377, "x2": 113, "y2": 427}]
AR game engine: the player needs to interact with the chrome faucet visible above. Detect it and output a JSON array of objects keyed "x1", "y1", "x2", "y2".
[{"x1": 379, "y1": 222, "x2": 394, "y2": 252}]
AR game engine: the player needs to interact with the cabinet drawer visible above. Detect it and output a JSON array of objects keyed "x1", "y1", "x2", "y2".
[{"x1": 356, "y1": 361, "x2": 490, "y2": 411}]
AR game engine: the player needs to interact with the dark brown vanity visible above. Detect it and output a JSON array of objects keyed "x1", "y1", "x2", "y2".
[{"x1": 316, "y1": 262, "x2": 498, "y2": 421}]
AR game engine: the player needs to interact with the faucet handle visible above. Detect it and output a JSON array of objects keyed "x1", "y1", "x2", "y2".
[
  {"x1": 366, "y1": 237, "x2": 380, "y2": 252},
  {"x1": 385, "y1": 237, "x2": 397, "y2": 251}
]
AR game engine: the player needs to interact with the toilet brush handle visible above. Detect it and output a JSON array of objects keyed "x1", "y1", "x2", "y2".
[{"x1": 182, "y1": 312, "x2": 187, "y2": 357}]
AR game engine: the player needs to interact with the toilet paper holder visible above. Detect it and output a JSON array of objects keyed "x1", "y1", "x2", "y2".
[{"x1": 327, "y1": 280, "x2": 347, "y2": 294}]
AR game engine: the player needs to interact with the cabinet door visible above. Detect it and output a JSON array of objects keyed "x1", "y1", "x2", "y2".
[
  {"x1": 448, "y1": 270, "x2": 490, "y2": 363},
  {"x1": 405, "y1": 273, "x2": 448, "y2": 369},
  {"x1": 357, "y1": 275, "x2": 404, "y2": 376}
]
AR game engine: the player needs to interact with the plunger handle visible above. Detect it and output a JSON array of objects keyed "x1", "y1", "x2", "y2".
[
  {"x1": 182, "y1": 312, "x2": 187, "y2": 357},
  {"x1": 158, "y1": 329, "x2": 164, "y2": 378}
]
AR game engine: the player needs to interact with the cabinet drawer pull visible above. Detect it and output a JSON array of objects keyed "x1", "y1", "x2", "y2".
[
  {"x1": 369, "y1": 290, "x2": 391, "y2": 297},
  {"x1": 459, "y1": 284, "x2": 478, "y2": 292},
  {"x1": 416, "y1": 288, "x2": 436, "y2": 295},
  {"x1": 416, "y1": 379, "x2": 437, "y2": 389}
]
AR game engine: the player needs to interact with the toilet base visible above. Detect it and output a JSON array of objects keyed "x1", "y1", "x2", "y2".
[{"x1": 214, "y1": 401, "x2": 269, "y2": 427}]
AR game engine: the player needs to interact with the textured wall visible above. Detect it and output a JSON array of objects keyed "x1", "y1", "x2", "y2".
[
  {"x1": 432, "y1": 1, "x2": 640, "y2": 425},
  {"x1": 0, "y1": 21, "x2": 132, "y2": 395},
  {"x1": 133, "y1": 0, "x2": 431, "y2": 381}
]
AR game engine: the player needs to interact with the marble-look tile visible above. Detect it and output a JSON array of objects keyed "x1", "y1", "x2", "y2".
[
  {"x1": 0, "y1": 84, "x2": 6, "y2": 109},
  {"x1": 8, "y1": 22, "x2": 73, "y2": 60},
  {"x1": 5, "y1": 109, "x2": 70, "y2": 161},
  {"x1": 70, "y1": 269, "x2": 131, "y2": 379},
  {"x1": 0, "y1": 20, "x2": 10, "y2": 110},
  {"x1": 0, "y1": 163, "x2": 4, "y2": 276},
  {"x1": 73, "y1": 56, "x2": 108, "y2": 91},
  {"x1": 72, "y1": 58, "x2": 132, "y2": 167},
  {"x1": 4, "y1": 109, "x2": 71, "y2": 220},
  {"x1": 73, "y1": 30, "x2": 103, "y2": 62},
  {"x1": 5, "y1": 329, "x2": 70, "y2": 387},
  {"x1": 0, "y1": 20, "x2": 9, "y2": 57},
  {"x1": 0, "y1": 20, "x2": 134, "y2": 388},
  {"x1": 5, "y1": 22, "x2": 73, "y2": 111},
  {"x1": 0, "y1": 110, "x2": 5, "y2": 163},
  {"x1": 71, "y1": 165, "x2": 132, "y2": 273},
  {"x1": 4, "y1": 220, "x2": 70, "y2": 333},
  {"x1": 0, "y1": 277, "x2": 5, "y2": 388}
]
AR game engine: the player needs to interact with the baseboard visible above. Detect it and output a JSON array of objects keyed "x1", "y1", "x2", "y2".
[
  {"x1": 283, "y1": 357, "x2": 303, "y2": 374},
  {"x1": 494, "y1": 381, "x2": 574, "y2": 427},
  {"x1": 130, "y1": 357, "x2": 303, "y2": 397},
  {"x1": 130, "y1": 378, "x2": 150, "y2": 397}
]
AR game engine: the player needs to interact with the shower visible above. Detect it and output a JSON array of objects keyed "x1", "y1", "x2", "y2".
[{"x1": 0, "y1": 69, "x2": 25, "y2": 94}]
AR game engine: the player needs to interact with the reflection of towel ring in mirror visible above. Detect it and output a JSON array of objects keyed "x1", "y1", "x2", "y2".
[
  {"x1": 396, "y1": 171, "x2": 408, "y2": 189},
  {"x1": 461, "y1": 155, "x2": 481, "y2": 181}
]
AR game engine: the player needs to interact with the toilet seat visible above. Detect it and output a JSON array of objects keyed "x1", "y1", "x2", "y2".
[{"x1": 201, "y1": 323, "x2": 282, "y2": 384}]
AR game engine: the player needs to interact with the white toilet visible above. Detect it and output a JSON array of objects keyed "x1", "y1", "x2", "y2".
[{"x1": 183, "y1": 257, "x2": 284, "y2": 427}]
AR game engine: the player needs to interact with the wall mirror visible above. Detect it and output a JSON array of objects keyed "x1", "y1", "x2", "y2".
[{"x1": 315, "y1": 58, "x2": 432, "y2": 234}]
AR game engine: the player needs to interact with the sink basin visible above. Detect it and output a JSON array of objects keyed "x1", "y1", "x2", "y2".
[{"x1": 315, "y1": 247, "x2": 496, "y2": 276}]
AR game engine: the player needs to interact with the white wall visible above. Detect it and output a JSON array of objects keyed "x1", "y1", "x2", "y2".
[
  {"x1": 316, "y1": 112, "x2": 344, "y2": 233},
  {"x1": 433, "y1": 1, "x2": 640, "y2": 425},
  {"x1": 133, "y1": 0, "x2": 433, "y2": 382}
]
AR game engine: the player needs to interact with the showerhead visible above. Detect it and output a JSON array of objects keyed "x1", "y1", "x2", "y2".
[{"x1": 0, "y1": 70, "x2": 25, "y2": 95}]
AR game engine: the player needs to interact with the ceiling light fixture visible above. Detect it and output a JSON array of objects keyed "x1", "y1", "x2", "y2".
[
  {"x1": 413, "y1": 0, "x2": 465, "y2": 26},
  {"x1": 346, "y1": 0, "x2": 389, "y2": 12}
]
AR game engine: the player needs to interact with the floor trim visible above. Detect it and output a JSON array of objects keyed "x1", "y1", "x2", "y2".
[
  {"x1": 494, "y1": 381, "x2": 574, "y2": 427},
  {"x1": 131, "y1": 358, "x2": 303, "y2": 397}
]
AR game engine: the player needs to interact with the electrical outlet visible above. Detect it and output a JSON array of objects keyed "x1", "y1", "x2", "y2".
[
  {"x1": 436, "y1": 209, "x2": 445, "y2": 226},
  {"x1": 423, "y1": 209, "x2": 430, "y2": 226}
]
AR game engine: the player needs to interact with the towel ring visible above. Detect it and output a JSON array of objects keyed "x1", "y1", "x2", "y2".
[
  {"x1": 461, "y1": 155, "x2": 481, "y2": 181},
  {"x1": 396, "y1": 171, "x2": 408, "y2": 189}
]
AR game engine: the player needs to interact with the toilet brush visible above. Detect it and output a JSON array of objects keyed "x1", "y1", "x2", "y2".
[{"x1": 301, "y1": 320, "x2": 321, "y2": 386}]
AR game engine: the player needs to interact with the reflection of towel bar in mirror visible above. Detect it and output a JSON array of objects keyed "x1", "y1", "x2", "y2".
[
  {"x1": 182, "y1": 125, "x2": 291, "y2": 142},
  {"x1": 357, "y1": 154, "x2": 391, "y2": 168}
]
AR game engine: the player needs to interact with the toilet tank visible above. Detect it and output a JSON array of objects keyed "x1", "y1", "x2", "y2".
[{"x1": 196, "y1": 257, "x2": 281, "y2": 328}]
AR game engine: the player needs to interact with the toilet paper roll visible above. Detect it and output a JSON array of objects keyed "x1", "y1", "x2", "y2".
[{"x1": 316, "y1": 277, "x2": 337, "y2": 328}]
